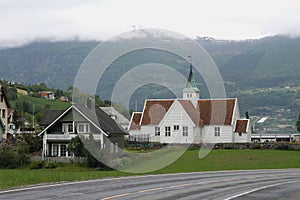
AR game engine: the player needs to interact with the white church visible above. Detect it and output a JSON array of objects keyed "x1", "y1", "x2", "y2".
[{"x1": 128, "y1": 62, "x2": 251, "y2": 144}]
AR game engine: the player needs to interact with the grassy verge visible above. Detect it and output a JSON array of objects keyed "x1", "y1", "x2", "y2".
[{"x1": 1, "y1": 149, "x2": 300, "y2": 190}]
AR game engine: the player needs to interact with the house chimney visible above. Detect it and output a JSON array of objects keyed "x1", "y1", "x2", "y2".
[{"x1": 87, "y1": 98, "x2": 94, "y2": 110}]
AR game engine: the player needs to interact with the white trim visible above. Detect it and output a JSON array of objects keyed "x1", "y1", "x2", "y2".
[
  {"x1": 140, "y1": 99, "x2": 175, "y2": 126},
  {"x1": 231, "y1": 98, "x2": 237, "y2": 125},
  {"x1": 139, "y1": 100, "x2": 149, "y2": 126},
  {"x1": 158, "y1": 99, "x2": 195, "y2": 127},
  {"x1": 72, "y1": 106, "x2": 108, "y2": 136},
  {"x1": 129, "y1": 112, "x2": 142, "y2": 129},
  {"x1": 177, "y1": 100, "x2": 197, "y2": 126},
  {"x1": 38, "y1": 105, "x2": 109, "y2": 137},
  {"x1": 38, "y1": 105, "x2": 73, "y2": 136}
]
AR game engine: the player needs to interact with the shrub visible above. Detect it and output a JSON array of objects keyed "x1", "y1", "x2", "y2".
[
  {"x1": 275, "y1": 143, "x2": 289, "y2": 150},
  {"x1": 45, "y1": 162, "x2": 58, "y2": 169},
  {"x1": 0, "y1": 140, "x2": 29, "y2": 168},
  {"x1": 29, "y1": 161, "x2": 44, "y2": 169},
  {"x1": 0, "y1": 142, "x2": 18, "y2": 168}
]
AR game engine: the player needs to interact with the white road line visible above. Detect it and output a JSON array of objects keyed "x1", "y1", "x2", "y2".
[
  {"x1": 224, "y1": 180, "x2": 299, "y2": 200},
  {"x1": 101, "y1": 193, "x2": 131, "y2": 200},
  {"x1": 137, "y1": 187, "x2": 164, "y2": 193}
]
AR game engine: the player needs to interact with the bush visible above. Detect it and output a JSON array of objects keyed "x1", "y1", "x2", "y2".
[
  {"x1": 29, "y1": 161, "x2": 44, "y2": 169},
  {"x1": 275, "y1": 143, "x2": 289, "y2": 150},
  {"x1": 0, "y1": 140, "x2": 30, "y2": 168},
  {"x1": 45, "y1": 162, "x2": 58, "y2": 169},
  {"x1": 0, "y1": 143, "x2": 18, "y2": 168}
]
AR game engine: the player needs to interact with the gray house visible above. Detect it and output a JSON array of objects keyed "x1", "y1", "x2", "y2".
[{"x1": 39, "y1": 103, "x2": 127, "y2": 157}]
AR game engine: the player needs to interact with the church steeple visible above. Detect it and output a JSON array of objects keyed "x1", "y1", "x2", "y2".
[
  {"x1": 187, "y1": 56, "x2": 197, "y2": 89},
  {"x1": 183, "y1": 56, "x2": 200, "y2": 107}
]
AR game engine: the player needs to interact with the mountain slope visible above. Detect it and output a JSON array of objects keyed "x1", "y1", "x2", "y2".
[{"x1": 0, "y1": 35, "x2": 300, "y2": 91}]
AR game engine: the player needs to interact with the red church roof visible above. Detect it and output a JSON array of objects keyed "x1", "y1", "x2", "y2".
[{"x1": 234, "y1": 119, "x2": 249, "y2": 133}]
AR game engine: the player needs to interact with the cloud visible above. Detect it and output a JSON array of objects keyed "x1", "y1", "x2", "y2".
[{"x1": 1, "y1": 0, "x2": 300, "y2": 47}]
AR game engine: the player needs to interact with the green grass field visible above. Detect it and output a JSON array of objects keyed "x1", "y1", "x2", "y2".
[
  {"x1": 1, "y1": 149, "x2": 300, "y2": 190},
  {"x1": 10, "y1": 95, "x2": 71, "y2": 110}
]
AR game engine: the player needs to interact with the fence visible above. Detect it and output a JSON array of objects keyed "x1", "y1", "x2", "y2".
[{"x1": 30, "y1": 156, "x2": 87, "y2": 164}]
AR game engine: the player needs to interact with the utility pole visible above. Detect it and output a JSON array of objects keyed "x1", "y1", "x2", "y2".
[{"x1": 32, "y1": 104, "x2": 35, "y2": 129}]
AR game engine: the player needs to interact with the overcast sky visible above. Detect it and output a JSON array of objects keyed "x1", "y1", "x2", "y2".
[{"x1": 1, "y1": 0, "x2": 300, "y2": 47}]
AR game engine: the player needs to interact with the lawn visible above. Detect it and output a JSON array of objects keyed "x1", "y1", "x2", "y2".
[
  {"x1": 10, "y1": 95, "x2": 70, "y2": 110},
  {"x1": 1, "y1": 149, "x2": 300, "y2": 190}
]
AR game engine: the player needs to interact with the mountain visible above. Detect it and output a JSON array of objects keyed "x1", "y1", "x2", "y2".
[
  {"x1": 1, "y1": 35, "x2": 300, "y2": 91},
  {"x1": 0, "y1": 40, "x2": 98, "y2": 90},
  {"x1": 198, "y1": 36, "x2": 300, "y2": 89},
  {"x1": 0, "y1": 36, "x2": 300, "y2": 114}
]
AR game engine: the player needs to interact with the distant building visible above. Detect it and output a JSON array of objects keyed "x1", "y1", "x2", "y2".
[
  {"x1": 16, "y1": 88, "x2": 28, "y2": 96},
  {"x1": 39, "y1": 91, "x2": 55, "y2": 100},
  {"x1": 100, "y1": 107, "x2": 130, "y2": 130},
  {"x1": 59, "y1": 96, "x2": 69, "y2": 102},
  {"x1": 129, "y1": 62, "x2": 251, "y2": 143},
  {"x1": 7, "y1": 108, "x2": 16, "y2": 135}
]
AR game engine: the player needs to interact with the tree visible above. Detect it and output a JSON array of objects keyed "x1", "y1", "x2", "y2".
[
  {"x1": 68, "y1": 135, "x2": 85, "y2": 157},
  {"x1": 245, "y1": 111, "x2": 249, "y2": 119},
  {"x1": 296, "y1": 111, "x2": 300, "y2": 132}
]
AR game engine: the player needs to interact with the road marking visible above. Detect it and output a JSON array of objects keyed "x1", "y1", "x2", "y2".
[
  {"x1": 101, "y1": 193, "x2": 131, "y2": 200},
  {"x1": 224, "y1": 180, "x2": 299, "y2": 200},
  {"x1": 170, "y1": 183, "x2": 193, "y2": 188},
  {"x1": 137, "y1": 187, "x2": 164, "y2": 193}
]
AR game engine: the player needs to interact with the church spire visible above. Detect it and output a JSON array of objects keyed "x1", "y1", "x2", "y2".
[
  {"x1": 183, "y1": 56, "x2": 200, "y2": 107},
  {"x1": 186, "y1": 56, "x2": 197, "y2": 88},
  {"x1": 188, "y1": 56, "x2": 193, "y2": 82}
]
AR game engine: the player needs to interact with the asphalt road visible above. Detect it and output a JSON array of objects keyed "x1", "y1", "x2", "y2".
[{"x1": 1, "y1": 169, "x2": 300, "y2": 200}]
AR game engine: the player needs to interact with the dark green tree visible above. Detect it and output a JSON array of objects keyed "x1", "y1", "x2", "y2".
[
  {"x1": 296, "y1": 111, "x2": 300, "y2": 132},
  {"x1": 68, "y1": 135, "x2": 85, "y2": 157}
]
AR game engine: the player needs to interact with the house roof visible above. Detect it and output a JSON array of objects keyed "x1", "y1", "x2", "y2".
[
  {"x1": 234, "y1": 119, "x2": 249, "y2": 133},
  {"x1": 75, "y1": 104, "x2": 127, "y2": 135},
  {"x1": 129, "y1": 112, "x2": 142, "y2": 130},
  {"x1": 140, "y1": 100, "x2": 175, "y2": 125},
  {"x1": 129, "y1": 98, "x2": 239, "y2": 130},
  {"x1": 39, "y1": 110, "x2": 65, "y2": 126},
  {"x1": 0, "y1": 85, "x2": 11, "y2": 108},
  {"x1": 7, "y1": 108, "x2": 14, "y2": 116},
  {"x1": 100, "y1": 107, "x2": 130, "y2": 125},
  {"x1": 178, "y1": 100, "x2": 201, "y2": 125},
  {"x1": 39, "y1": 104, "x2": 127, "y2": 136},
  {"x1": 197, "y1": 99, "x2": 236, "y2": 125}
]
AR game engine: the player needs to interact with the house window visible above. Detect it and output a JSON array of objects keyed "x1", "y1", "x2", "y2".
[
  {"x1": 77, "y1": 123, "x2": 90, "y2": 133},
  {"x1": 165, "y1": 126, "x2": 171, "y2": 136},
  {"x1": 60, "y1": 144, "x2": 67, "y2": 156},
  {"x1": 238, "y1": 133, "x2": 242, "y2": 136},
  {"x1": 62, "y1": 123, "x2": 74, "y2": 133},
  {"x1": 115, "y1": 143, "x2": 118, "y2": 153},
  {"x1": 0, "y1": 95, "x2": 3, "y2": 102},
  {"x1": 86, "y1": 124, "x2": 90, "y2": 133},
  {"x1": 110, "y1": 143, "x2": 114, "y2": 154},
  {"x1": 174, "y1": 125, "x2": 179, "y2": 131},
  {"x1": 183, "y1": 126, "x2": 188, "y2": 136},
  {"x1": 52, "y1": 144, "x2": 58, "y2": 156},
  {"x1": 155, "y1": 127, "x2": 160, "y2": 136},
  {"x1": 214, "y1": 127, "x2": 221, "y2": 137},
  {"x1": 2, "y1": 109, "x2": 5, "y2": 118}
]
